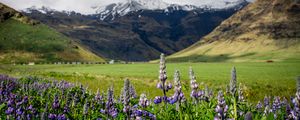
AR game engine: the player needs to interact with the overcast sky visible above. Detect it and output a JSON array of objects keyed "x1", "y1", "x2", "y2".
[{"x1": 0, "y1": 0, "x2": 254, "y2": 14}]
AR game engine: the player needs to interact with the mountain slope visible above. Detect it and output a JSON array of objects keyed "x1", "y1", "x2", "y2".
[
  {"x1": 0, "y1": 3, "x2": 105, "y2": 64},
  {"x1": 23, "y1": 1, "x2": 248, "y2": 61},
  {"x1": 168, "y1": 0, "x2": 300, "y2": 62}
]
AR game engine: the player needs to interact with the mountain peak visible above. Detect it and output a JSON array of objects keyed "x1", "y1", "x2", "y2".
[
  {"x1": 95, "y1": 0, "x2": 249, "y2": 20},
  {"x1": 95, "y1": 0, "x2": 169, "y2": 20}
]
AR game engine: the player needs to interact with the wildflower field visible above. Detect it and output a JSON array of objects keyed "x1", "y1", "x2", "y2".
[{"x1": 0, "y1": 54, "x2": 300, "y2": 119}]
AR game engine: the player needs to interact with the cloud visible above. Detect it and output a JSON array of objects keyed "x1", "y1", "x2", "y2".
[
  {"x1": 0, "y1": 0, "x2": 254, "y2": 14},
  {"x1": 0, "y1": 0, "x2": 121, "y2": 14}
]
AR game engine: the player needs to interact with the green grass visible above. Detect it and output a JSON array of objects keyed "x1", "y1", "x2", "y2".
[
  {"x1": 2, "y1": 61, "x2": 299, "y2": 102},
  {"x1": 0, "y1": 19, "x2": 68, "y2": 53},
  {"x1": 0, "y1": 18, "x2": 104, "y2": 63}
]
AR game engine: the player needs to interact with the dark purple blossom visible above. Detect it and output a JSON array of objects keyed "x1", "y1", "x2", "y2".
[
  {"x1": 52, "y1": 94, "x2": 60, "y2": 109},
  {"x1": 153, "y1": 96, "x2": 162, "y2": 104}
]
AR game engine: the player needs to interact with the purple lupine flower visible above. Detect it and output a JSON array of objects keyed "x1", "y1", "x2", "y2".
[
  {"x1": 52, "y1": 94, "x2": 60, "y2": 109},
  {"x1": 139, "y1": 93, "x2": 150, "y2": 108},
  {"x1": 27, "y1": 104, "x2": 33, "y2": 110},
  {"x1": 238, "y1": 84, "x2": 245, "y2": 102},
  {"x1": 16, "y1": 107, "x2": 23, "y2": 115},
  {"x1": 63, "y1": 105, "x2": 70, "y2": 113},
  {"x1": 48, "y1": 113, "x2": 57, "y2": 120},
  {"x1": 230, "y1": 67, "x2": 237, "y2": 96},
  {"x1": 95, "y1": 89, "x2": 103, "y2": 104},
  {"x1": 158, "y1": 53, "x2": 168, "y2": 100},
  {"x1": 153, "y1": 96, "x2": 162, "y2": 104},
  {"x1": 5, "y1": 107, "x2": 14, "y2": 115},
  {"x1": 122, "y1": 79, "x2": 131, "y2": 117},
  {"x1": 214, "y1": 91, "x2": 228, "y2": 120},
  {"x1": 23, "y1": 96, "x2": 28, "y2": 104},
  {"x1": 286, "y1": 104, "x2": 298, "y2": 120},
  {"x1": 27, "y1": 114, "x2": 32, "y2": 120},
  {"x1": 166, "y1": 82, "x2": 172, "y2": 91},
  {"x1": 57, "y1": 114, "x2": 66, "y2": 120},
  {"x1": 105, "y1": 87, "x2": 118, "y2": 118},
  {"x1": 189, "y1": 67, "x2": 198, "y2": 90},
  {"x1": 133, "y1": 110, "x2": 156, "y2": 120},
  {"x1": 7, "y1": 99, "x2": 14, "y2": 107},
  {"x1": 256, "y1": 101, "x2": 263, "y2": 111},
  {"x1": 135, "y1": 110, "x2": 143, "y2": 117},
  {"x1": 189, "y1": 67, "x2": 199, "y2": 103},
  {"x1": 292, "y1": 91, "x2": 300, "y2": 119},
  {"x1": 156, "y1": 82, "x2": 163, "y2": 89},
  {"x1": 171, "y1": 70, "x2": 185, "y2": 109},
  {"x1": 129, "y1": 84, "x2": 137, "y2": 99},
  {"x1": 271, "y1": 96, "x2": 281, "y2": 118},
  {"x1": 264, "y1": 96, "x2": 270, "y2": 106}
]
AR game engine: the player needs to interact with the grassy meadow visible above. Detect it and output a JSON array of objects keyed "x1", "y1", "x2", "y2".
[{"x1": 1, "y1": 61, "x2": 299, "y2": 102}]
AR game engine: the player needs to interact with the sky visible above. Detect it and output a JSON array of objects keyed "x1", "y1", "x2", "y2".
[{"x1": 0, "y1": 0, "x2": 254, "y2": 14}]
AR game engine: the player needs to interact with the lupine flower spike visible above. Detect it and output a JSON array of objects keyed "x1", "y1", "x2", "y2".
[
  {"x1": 230, "y1": 67, "x2": 237, "y2": 97},
  {"x1": 189, "y1": 67, "x2": 199, "y2": 103},
  {"x1": 214, "y1": 91, "x2": 229, "y2": 120}
]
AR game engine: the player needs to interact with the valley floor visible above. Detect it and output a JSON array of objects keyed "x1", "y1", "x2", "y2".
[{"x1": 1, "y1": 62, "x2": 299, "y2": 102}]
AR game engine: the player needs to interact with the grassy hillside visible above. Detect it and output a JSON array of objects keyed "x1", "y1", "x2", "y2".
[
  {"x1": 168, "y1": 0, "x2": 300, "y2": 62},
  {"x1": 0, "y1": 3, "x2": 105, "y2": 63}
]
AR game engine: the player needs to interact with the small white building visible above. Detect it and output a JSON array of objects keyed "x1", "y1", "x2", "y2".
[
  {"x1": 28, "y1": 62, "x2": 35, "y2": 65},
  {"x1": 109, "y1": 60, "x2": 115, "y2": 64}
]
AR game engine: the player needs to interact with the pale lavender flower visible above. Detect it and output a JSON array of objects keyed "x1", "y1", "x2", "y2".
[
  {"x1": 139, "y1": 93, "x2": 150, "y2": 108},
  {"x1": 189, "y1": 67, "x2": 199, "y2": 103},
  {"x1": 171, "y1": 70, "x2": 185, "y2": 107},
  {"x1": 122, "y1": 79, "x2": 131, "y2": 119},
  {"x1": 256, "y1": 101, "x2": 263, "y2": 111},
  {"x1": 214, "y1": 91, "x2": 228, "y2": 120},
  {"x1": 272, "y1": 96, "x2": 281, "y2": 112},
  {"x1": 264, "y1": 96, "x2": 270, "y2": 106},
  {"x1": 129, "y1": 84, "x2": 137, "y2": 99},
  {"x1": 238, "y1": 84, "x2": 245, "y2": 102},
  {"x1": 158, "y1": 53, "x2": 168, "y2": 100}
]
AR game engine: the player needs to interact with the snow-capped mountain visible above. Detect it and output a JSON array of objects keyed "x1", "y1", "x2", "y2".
[
  {"x1": 95, "y1": 0, "x2": 248, "y2": 20},
  {"x1": 23, "y1": 6, "x2": 55, "y2": 14},
  {"x1": 21, "y1": 0, "x2": 249, "y2": 61},
  {"x1": 22, "y1": 6, "x2": 79, "y2": 16}
]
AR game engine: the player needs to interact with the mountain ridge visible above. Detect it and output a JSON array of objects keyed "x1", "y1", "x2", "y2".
[{"x1": 168, "y1": 0, "x2": 300, "y2": 62}]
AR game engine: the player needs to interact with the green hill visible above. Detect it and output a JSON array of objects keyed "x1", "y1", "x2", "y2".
[
  {"x1": 168, "y1": 0, "x2": 300, "y2": 62},
  {"x1": 0, "y1": 3, "x2": 105, "y2": 64}
]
